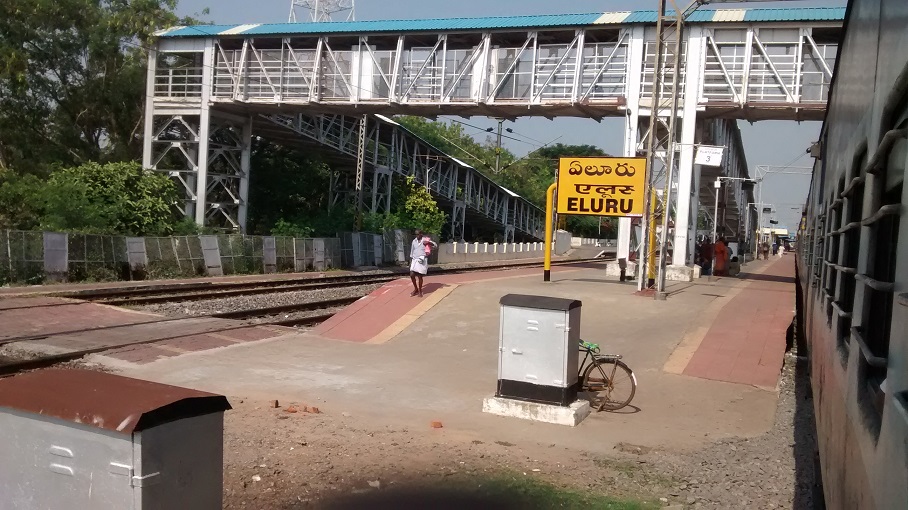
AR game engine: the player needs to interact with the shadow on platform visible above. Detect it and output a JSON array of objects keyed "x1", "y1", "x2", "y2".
[{"x1": 739, "y1": 273, "x2": 797, "y2": 284}]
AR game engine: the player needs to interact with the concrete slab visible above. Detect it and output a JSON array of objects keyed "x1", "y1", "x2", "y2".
[
  {"x1": 482, "y1": 397, "x2": 591, "y2": 427},
  {"x1": 0, "y1": 297, "x2": 287, "y2": 363},
  {"x1": 92, "y1": 262, "x2": 783, "y2": 453}
]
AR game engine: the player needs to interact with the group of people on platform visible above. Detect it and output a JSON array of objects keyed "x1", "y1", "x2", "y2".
[
  {"x1": 696, "y1": 235, "x2": 791, "y2": 276},
  {"x1": 695, "y1": 236, "x2": 740, "y2": 277},
  {"x1": 759, "y1": 239, "x2": 790, "y2": 260}
]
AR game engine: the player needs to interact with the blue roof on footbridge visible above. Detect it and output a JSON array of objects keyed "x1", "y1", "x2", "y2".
[{"x1": 158, "y1": 7, "x2": 845, "y2": 38}]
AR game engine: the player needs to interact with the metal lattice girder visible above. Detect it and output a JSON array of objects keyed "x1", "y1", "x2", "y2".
[
  {"x1": 144, "y1": 112, "x2": 252, "y2": 231},
  {"x1": 147, "y1": 13, "x2": 839, "y2": 232},
  {"x1": 254, "y1": 112, "x2": 545, "y2": 239},
  {"x1": 154, "y1": 16, "x2": 840, "y2": 121}
]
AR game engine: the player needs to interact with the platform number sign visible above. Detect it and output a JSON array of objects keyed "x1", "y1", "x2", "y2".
[
  {"x1": 556, "y1": 157, "x2": 648, "y2": 217},
  {"x1": 694, "y1": 145, "x2": 725, "y2": 167}
]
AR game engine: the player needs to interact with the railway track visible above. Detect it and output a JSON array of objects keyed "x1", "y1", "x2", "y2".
[
  {"x1": 0, "y1": 257, "x2": 609, "y2": 377},
  {"x1": 0, "y1": 295, "x2": 361, "y2": 377}
]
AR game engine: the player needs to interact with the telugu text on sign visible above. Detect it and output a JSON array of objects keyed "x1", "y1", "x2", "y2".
[{"x1": 556, "y1": 157, "x2": 648, "y2": 217}]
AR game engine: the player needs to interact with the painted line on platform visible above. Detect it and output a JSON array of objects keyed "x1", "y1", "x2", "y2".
[{"x1": 365, "y1": 284, "x2": 459, "y2": 345}]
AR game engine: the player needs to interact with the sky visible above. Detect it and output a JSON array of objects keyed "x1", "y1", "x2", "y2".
[{"x1": 175, "y1": 0, "x2": 847, "y2": 231}]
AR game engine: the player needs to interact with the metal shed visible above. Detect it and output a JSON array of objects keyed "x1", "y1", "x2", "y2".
[{"x1": 0, "y1": 369, "x2": 231, "y2": 510}]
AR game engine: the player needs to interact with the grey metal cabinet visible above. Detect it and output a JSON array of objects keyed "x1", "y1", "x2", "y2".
[
  {"x1": 497, "y1": 294, "x2": 581, "y2": 406},
  {"x1": 0, "y1": 369, "x2": 231, "y2": 510}
]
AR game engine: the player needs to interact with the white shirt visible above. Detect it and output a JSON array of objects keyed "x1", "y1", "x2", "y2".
[{"x1": 411, "y1": 238, "x2": 425, "y2": 261}]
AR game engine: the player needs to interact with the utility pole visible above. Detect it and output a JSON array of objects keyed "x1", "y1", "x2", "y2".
[
  {"x1": 640, "y1": 0, "x2": 809, "y2": 297},
  {"x1": 654, "y1": 3, "x2": 684, "y2": 299},
  {"x1": 289, "y1": 0, "x2": 355, "y2": 22},
  {"x1": 485, "y1": 118, "x2": 507, "y2": 173},
  {"x1": 638, "y1": 0, "x2": 668, "y2": 293}
]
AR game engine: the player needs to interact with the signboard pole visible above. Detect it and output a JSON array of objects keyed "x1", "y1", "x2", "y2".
[{"x1": 543, "y1": 183, "x2": 556, "y2": 282}]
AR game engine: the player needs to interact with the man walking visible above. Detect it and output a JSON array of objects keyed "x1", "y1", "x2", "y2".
[{"x1": 409, "y1": 229, "x2": 437, "y2": 297}]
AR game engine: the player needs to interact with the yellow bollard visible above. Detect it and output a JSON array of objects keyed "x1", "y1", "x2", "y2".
[{"x1": 544, "y1": 183, "x2": 557, "y2": 282}]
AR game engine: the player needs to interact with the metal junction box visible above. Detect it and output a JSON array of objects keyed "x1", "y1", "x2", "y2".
[
  {"x1": 0, "y1": 369, "x2": 231, "y2": 510},
  {"x1": 497, "y1": 294, "x2": 581, "y2": 406}
]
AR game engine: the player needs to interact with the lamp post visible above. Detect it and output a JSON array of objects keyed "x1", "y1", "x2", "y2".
[{"x1": 712, "y1": 179, "x2": 721, "y2": 244}]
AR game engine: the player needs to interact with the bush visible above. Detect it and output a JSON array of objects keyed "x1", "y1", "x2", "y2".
[{"x1": 271, "y1": 218, "x2": 314, "y2": 238}]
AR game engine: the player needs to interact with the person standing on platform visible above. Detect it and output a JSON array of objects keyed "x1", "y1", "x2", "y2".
[
  {"x1": 713, "y1": 237, "x2": 729, "y2": 276},
  {"x1": 762, "y1": 241, "x2": 770, "y2": 260},
  {"x1": 409, "y1": 229, "x2": 437, "y2": 297},
  {"x1": 699, "y1": 238, "x2": 714, "y2": 276}
]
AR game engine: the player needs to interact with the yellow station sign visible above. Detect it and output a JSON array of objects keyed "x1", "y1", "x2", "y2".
[{"x1": 556, "y1": 157, "x2": 648, "y2": 217}]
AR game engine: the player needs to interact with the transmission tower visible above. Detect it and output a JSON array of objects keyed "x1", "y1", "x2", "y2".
[{"x1": 288, "y1": 0, "x2": 355, "y2": 22}]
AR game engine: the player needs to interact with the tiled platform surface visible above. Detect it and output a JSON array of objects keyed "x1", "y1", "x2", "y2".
[
  {"x1": 0, "y1": 296, "x2": 288, "y2": 365},
  {"x1": 682, "y1": 256, "x2": 795, "y2": 388}
]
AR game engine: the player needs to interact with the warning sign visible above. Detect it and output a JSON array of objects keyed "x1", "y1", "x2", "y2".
[{"x1": 556, "y1": 157, "x2": 648, "y2": 217}]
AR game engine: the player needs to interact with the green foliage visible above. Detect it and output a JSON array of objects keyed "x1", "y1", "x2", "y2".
[
  {"x1": 2, "y1": 162, "x2": 182, "y2": 236},
  {"x1": 396, "y1": 116, "x2": 509, "y2": 173},
  {"x1": 170, "y1": 217, "x2": 214, "y2": 236},
  {"x1": 271, "y1": 218, "x2": 314, "y2": 238},
  {"x1": 399, "y1": 176, "x2": 447, "y2": 236},
  {"x1": 39, "y1": 162, "x2": 179, "y2": 235},
  {"x1": 0, "y1": 0, "x2": 200, "y2": 173},
  {"x1": 0, "y1": 171, "x2": 44, "y2": 230},
  {"x1": 362, "y1": 212, "x2": 402, "y2": 233},
  {"x1": 565, "y1": 216, "x2": 617, "y2": 239},
  {"x1": 247, "y1": 139, "x2": 340, "y2": 236}
]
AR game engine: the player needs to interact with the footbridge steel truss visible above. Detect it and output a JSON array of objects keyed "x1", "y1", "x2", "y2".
[{"x1": 145, "y1": 7, "x2": 843, "y2": 255}]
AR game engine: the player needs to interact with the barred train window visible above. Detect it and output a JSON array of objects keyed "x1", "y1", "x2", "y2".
[
  {"x1": 840, "y1": 178, "x2": 863, "y2": 332},
  {"x1": 825, "y1": 183, "x2": 843, "y2": 325},
  {"x1": 856, "y1": 121, "x2": 905, "y2": 427},
  {"x1": 813, "y1": 213, "x2": 824, "y2": 294}
]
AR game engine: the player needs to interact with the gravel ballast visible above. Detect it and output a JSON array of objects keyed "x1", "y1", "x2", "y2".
[{"x1": 132, "y1": 283, "x2": 385, "y2": 318}]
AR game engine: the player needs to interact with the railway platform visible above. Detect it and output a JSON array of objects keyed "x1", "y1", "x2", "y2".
[{"x1": 45, "y1": 255, "x2": 799, "y2": 453}]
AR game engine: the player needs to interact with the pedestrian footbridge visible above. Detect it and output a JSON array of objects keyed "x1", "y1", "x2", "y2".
[{"x1": 145, "y1": 6, "x2": 843, "y2": 257}]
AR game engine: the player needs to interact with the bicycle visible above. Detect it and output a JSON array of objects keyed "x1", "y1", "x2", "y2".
[{"x1": 578, "y1": 340, "x2": 637, "y2": 411}]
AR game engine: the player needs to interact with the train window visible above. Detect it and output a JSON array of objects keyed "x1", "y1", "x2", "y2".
[
  {"x1": 855, "y1": 156, "x2": 902, "y2": 429},
  {"x1": 813, "y1": 216, "x2": 824, "y2": 294},
  {"x1": 861, "y1": 183, "x2": 900, "y2": 345},
  {"x1": 825, "y1": 189, "x2": 842, "y2": 324},
  {"x1": 829, "y1": 177, "x2": 848, "y2": 359},
  {"x1": 839, "y1": 179, "x2": 863, "y2": 353}
]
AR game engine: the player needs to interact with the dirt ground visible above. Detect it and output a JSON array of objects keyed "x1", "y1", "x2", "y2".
[{"x1": 221, "y1": 352, "x2": 818, "y2": 509}]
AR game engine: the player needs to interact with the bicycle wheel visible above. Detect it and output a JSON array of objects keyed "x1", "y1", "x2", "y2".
[{"x1": 581, "y1": 358, "x2": 636, "y2": 411}]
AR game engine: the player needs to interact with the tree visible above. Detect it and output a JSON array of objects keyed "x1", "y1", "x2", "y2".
[
  {"x1": 396, "y1": 116, "x2": 509, "y2": 174},
  {"x1": 0, "y1": 0, "x2": 201, "y2": 173},
  {"x1": 40, "y1": 161, "x2": 180, "y2": 235},
  {"x1": 0, "y1": 171, "x2": 44, "y2": 230},
  {"x1": 399, "y1": 176, "x2": 447, "y2": 236},
  {"x1": 246, "y1": 139, "x2": 334, "y2": 235}
]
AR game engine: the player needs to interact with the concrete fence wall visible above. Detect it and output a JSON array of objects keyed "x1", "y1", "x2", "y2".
[
  {"x1": 0, "y1": 230, "x2": 342, "y2": 285},
  {"x1": 570, "y1": 237, "x2": 614, "y2": 248},
  {"x1": 436, "y1": 241, "x2": 548, "y2": 264}
]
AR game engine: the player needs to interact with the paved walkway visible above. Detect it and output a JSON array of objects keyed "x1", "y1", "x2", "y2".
[
  {"x1": 315, "y1": 264, "x2": 594, "y2": 343},
  {"x1": 680, "y1": 256, "x2": 795, "y2": 388}
]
